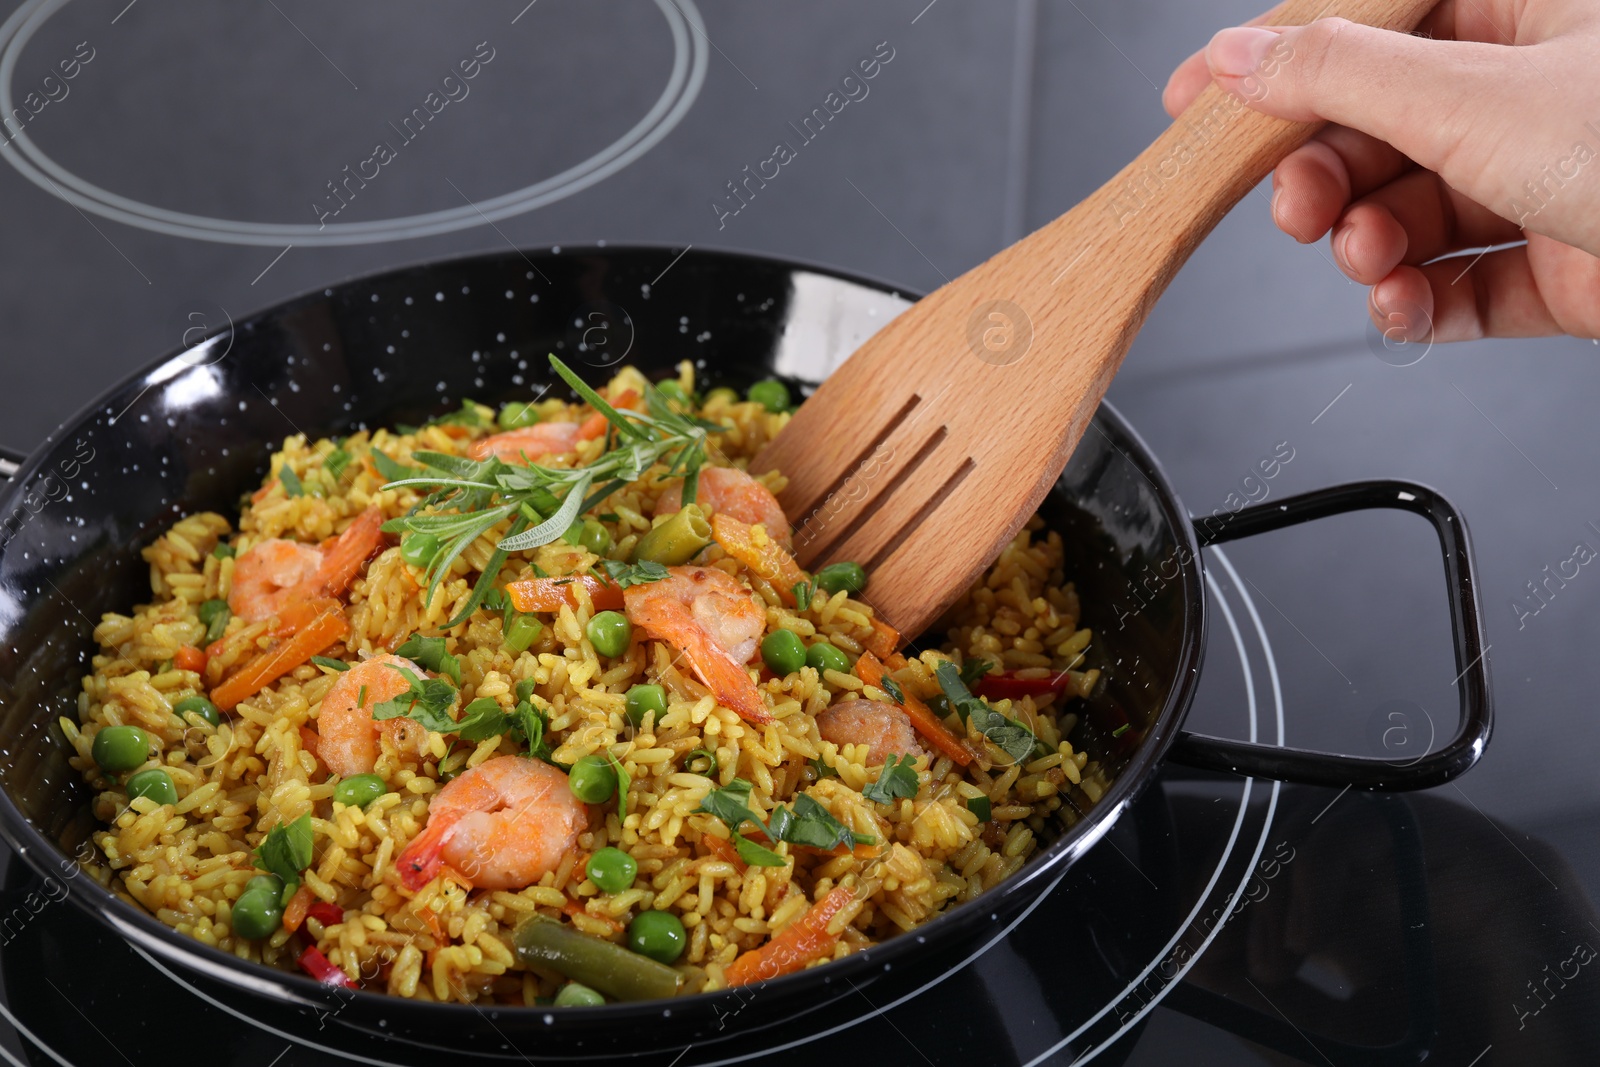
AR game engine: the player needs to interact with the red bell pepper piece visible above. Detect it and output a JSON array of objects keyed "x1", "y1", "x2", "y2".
[
  {"x1": 305, "y1": 901, "x2": 345, "y2": 927},
  {"x1": 298, "y1": 945, "x2": 355, "y2": 988},
  {"x1": 975, "y1": 670, "x2": 1074, "y2": 701}
]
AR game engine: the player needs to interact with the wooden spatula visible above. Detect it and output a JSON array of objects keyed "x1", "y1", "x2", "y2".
[{"x1": 754, "y1": 0, "x2": 1433, "y2": 638}]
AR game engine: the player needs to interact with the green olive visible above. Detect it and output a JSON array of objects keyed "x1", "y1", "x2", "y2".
[
  {"x1": 624, "y1": 684, "x2": 667, "y2": 727},
  {"x1": 814, "y1": 561, "x2": 868, "y2": 597},
  {"x1": 760, "y1": 630, "x2": 807, "y2": 676},
  {"x1": 231, "y1": 888, "x2": 284, "y2": 940},
  {"x1": 498, "y1": 402, "x2": 541, "y2": 430},
  {"x1": 627, "y1": 910, "x2": 687, "y2": 964},
  {"x1": 173, "y1": 695, "x2": 222, "y2": 729},
  {"x1": 92, "y1": 725, "x2": 151, "y2": 773},
  {"x1": 333, "y1": 773, "x2": 387, "y2": 810},
  {"x1": 504, "y1": 614, "x2": 544, "y2": 654},
  {"x1": 401, "y1": 532, "x2": 441, "y2": 568},
  {"x1": 805, "y1": 642, "x2": 852, "y2": 676},
  {"x1": 747, "y1": 379, "x2": 790, "y2": 413},
  {"x1": 568, "y1": 754, "x2": 618, "y2": 805},
  {"x1": 125, "y1": 768, "x2": 178, "y2": 806},
  {"x1": 585, "y1": 847, "x2": 638, "y2": 894},
  {"x1": 578, "y1": 519, "x2": 612, "y2": 556},
  {"x1": 585, "y1": 611, "x2": 632, "y2": 659},
  {"x1": 554, "y1": 981, "x2": 606, "y2": 1007}
]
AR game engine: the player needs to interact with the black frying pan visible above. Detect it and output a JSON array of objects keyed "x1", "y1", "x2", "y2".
[{"x1": 0, "y1": 247, "x2": 1491, "y2": 1061}]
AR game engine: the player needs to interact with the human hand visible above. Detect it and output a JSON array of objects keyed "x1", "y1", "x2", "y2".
[{"x1": 1163, "y1": 2, "x2": 1600, "y2": 342}]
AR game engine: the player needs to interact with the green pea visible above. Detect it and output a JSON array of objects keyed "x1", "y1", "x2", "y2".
[
  {"x1": 92, "y1": 725, "x2": 151, "y2": 773},
  {"x1": 627, "y1": 909, "x2": 686, "y2": 964},
  {"x1": 805, "y1": 642, "x2": 852, "y2": 676},
  {"x1": 504, "y1": 615, "x2": 544, "y2": 654},
  {"x1": 498, "y1": 402, "x2": 541, "y2": 430},
  {"x1": 578, "y1": 519, "x2": 612, "y2": 556},
  {"x1": 624, "y1": 684, "x2": 667, "y2": 727},
  {"x1": 245, "y1": 874, "x2": 283, "y2": 899},
  {"x1": 554, "y1": 982, "x2": 606, "y2": 1007},
  {"x1": 586, "y1": 847, "x2": 638, "y2": 894},
  {"x1": 652, "y1": 379, "x2": 691, "y2": 404},
  {"x1": 760, "y1": 630, "x2": 807, "y2": 676},
  {"x1": 174, "y1": 695, "x2": 221, "y2": 728},
  {"x1": 814, "y1": 561, "x2": 868, "y2": 597},
  {"x1": 333, "y1": 773, "x2": 387, "y2": 810},
  {"x1": 231, "y1": 888, "x2": 283, "y2": 940},
  {"x1": 568, "y1": 754, "x2": 618, "y2": 805},
  {"x1": 401, "y1": 532, "x2": 441, "y2": 568},
  {"x1": 125, "y1": 768, "x2": 178, "y2": 806},
  {"x1": 747, "y1": 379, "x2": 790, "y2": 413},
  {"x1": 586, "y1": 611, "x2": 632, "y2": 659}
]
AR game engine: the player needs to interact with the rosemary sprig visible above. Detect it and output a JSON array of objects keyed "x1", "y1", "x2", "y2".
[{"x1": 379, "y1": 356, "x2": 720, "y2": 625}]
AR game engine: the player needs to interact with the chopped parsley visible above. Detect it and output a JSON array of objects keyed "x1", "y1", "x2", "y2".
[
  {"x1": 862, "y1": 754, "x2": 919, "y2": 804},
  {"x1": 686, "y1": 748, "x2": 719, "y2": 776},
  {"x1": 394, "y1": 633, "x2": 462, "y2": 685},
  {"x1": 454, "y1": 697, "x2": 511, "y2": 741},
  {"x1": 594, "y1": 558, "x2": 670, "y2": 590},
  {"x1": 792, "y1": 580, "x2": 814, "y2": 612},
  {"x1": 1112, "y1": 723, "x2": 1130, "y2": 738},
  {"x1": 958, "y1": 657, "x2": 994, "y2": 688},
  {"x1": 255, "y1": 813, "x2": 314, "y2": 892},
  {"x1": 879, "y1": 675, "x2": 906, "y2": 705},
  {"x1": 370, "y1": 449, "x2": 420, "y2": 483},
  {"x1": 211, "y1": 542, "x2": 235, "y2": 560},
  {"x1": 426, "y1": 399, "x2": 488, "y2": 429},
  {"x1": 310, "y1": 656, "x2": 350, "y2": 672},
  {"x1": 607, "y1": 752, "x2": 631, "y2": 815},
  {"x1": 935, "y1": 660, "x2": 1040, "y2": 766},
  {"x1": 371, "y1": 667, "x2": 459, "y2": 733},
  {"x1": 767, "y1": 794, "x2": 874, "y2": 851},
  {"x1": 808, "y1": 757, "x2": 838, "y2": 780},
  {"x1": 323, "y1": 447, "x2": 354, "y2": 483},
  {"x1": 967, "y1": 795, "x2": 992, "y2": 822}
]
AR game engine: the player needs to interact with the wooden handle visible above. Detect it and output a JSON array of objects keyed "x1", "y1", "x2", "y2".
[{"x1": 1066, "y1": 0, "x2": 1437, "y2": 289}]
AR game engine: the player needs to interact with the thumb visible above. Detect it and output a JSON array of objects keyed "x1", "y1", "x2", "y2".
[{"x1": 1204, "y1": 19, "x2": 1520, "y2": 177}]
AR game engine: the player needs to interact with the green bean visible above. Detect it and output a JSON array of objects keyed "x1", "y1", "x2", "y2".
[
  {"x1": 514, "y1": 916, "x2": 682, "y2": 1001},
  {"x1": 632, "y1": 504, "x2": 711, "y2": 565}
]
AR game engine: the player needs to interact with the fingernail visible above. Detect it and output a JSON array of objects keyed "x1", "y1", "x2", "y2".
[
  {"x1": 1208, "y1": 27, "x2": 1281, "y2": 78},
  {"x1": 1269, "y1": 184, "x2": 1285, "y2": 227},
  {"x1": 1333, "y1": 225, "x2": 1355, "y2": 274}
]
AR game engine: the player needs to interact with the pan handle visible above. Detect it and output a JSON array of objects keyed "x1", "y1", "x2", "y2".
[{"x1": 1169, "y1": 479, "x2": 1492, "y2": 791}]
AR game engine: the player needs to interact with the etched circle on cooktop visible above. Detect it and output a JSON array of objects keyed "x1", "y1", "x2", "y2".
[{"x1": 0, "y1": 0, "x2": 706, "y2": 245}]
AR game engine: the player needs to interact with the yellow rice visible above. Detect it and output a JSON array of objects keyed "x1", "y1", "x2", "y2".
[{"x1": 65, "y1": 361, "x2": 1112, "y2": 1003}]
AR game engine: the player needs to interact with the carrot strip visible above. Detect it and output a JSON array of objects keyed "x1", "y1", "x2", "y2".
[
  {"x1": 856, "y1": 651, "x2": 975, "y2": 768},
  {"x1": 212, "y1": 608, "x2": 349, "y2": 711},
  {"x1": 725, "y1": 885, "x2": 856, "y2": 986},
  {"x1": 270, "y1": 596, "x2": 343, "y2": 638},
  {"x1": 710, "y1": 513, "x2": 805, "y2": 606},
  {"x1": 505, "y1": 576, "x2": 626, "y2": 614},
  {"x1": 173, "y1": 645, "x2": 206, "y2": 673},
  {"x1": 702, "y1": 832, "x2": 746, "y2": 872},
  {"x1": 866, "y1": 616, "x2": 900, "y2": 658},
  {"x1": 282, "y1": 884, "x2": 315, "y2": 933}
]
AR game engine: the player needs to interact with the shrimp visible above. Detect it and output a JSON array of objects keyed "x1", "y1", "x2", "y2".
[
  {"x1": 395, "y1": 755, "x2": 586, "y2": 891},
  {"x1": 817, "y1": 698, "x2": 924, "y2": 766},
  {"x1": 316, "y1": 654, "x2": 427, "y2": 778},
  {"x1": 623, "y1": 565, "x2": 772, "y2": 724},
  {"x1": 468, "y1": 423, "x2": 583, "y2": 464},
  {"x1": 656, "y1": 467, "x2": 791, "y2": 547},
  {"x1": 228, "y1": 508, "x2": 385, "y2": 624},
  {"x1": 229, "y1": 539, "x2": 324, "y2": 622}
]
